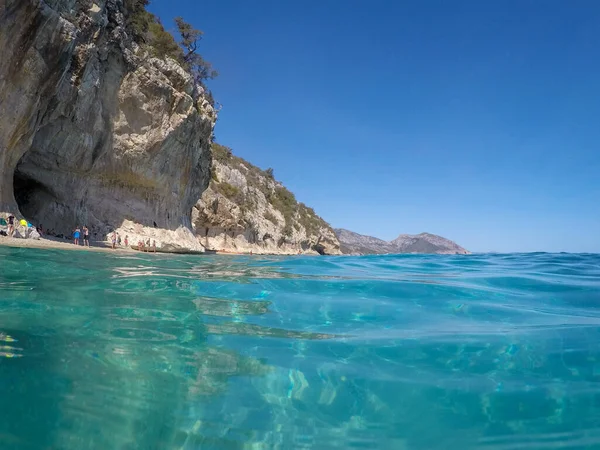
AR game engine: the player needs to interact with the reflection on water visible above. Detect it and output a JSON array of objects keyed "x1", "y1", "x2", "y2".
[
  {"x1": 1, "y1": 248, "x2": 600, "y2": 449},
  {"x1": 0, "y1": 332, "x2": 21, "y2": 358},
  {"x1": 205, "y1": 322, "x2": 337, "y2": 340},
  {"x1": 193, "y1": 296, "x2": 271, "y2": 317}
]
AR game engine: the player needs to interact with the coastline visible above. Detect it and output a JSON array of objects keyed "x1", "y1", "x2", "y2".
[
  {"x1": 0, "y1": 236, "x2": 135, "y2": 254},
  {"x1": 0, "y1": 236, "x2": 310, "y2": 256},
  {"x1": 0, "y1": 236, "x2": 469, "y2": 257}
]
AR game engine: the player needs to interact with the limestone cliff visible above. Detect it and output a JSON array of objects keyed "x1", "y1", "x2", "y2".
[
  {"x1": 0, "y1": 0, "x2": 215, "y2": 250},
  {"x1": 192, "y1": 144, "x2": 341, "y2": 255}
]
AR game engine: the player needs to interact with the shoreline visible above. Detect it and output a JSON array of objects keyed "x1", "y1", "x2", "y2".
[
  {"x1": 0, "y1": 236, "x2": 313, "y2": 256},
  {"x1": 0, "y1": 236, "x2": 136, "y2": 254}
]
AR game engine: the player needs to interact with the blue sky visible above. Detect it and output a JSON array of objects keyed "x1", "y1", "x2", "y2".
[{"x1": 149, "y1": 0, "x2": 600, "y2": 253}]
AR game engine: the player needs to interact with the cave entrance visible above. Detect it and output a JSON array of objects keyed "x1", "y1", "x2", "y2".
[{"x1": 13, "y1": 162, "x2": 63, "y2": 234}]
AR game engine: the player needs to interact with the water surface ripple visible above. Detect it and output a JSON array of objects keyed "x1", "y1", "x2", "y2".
[{"x1": 1, "y1": 248, "x2": 600, "y2": 449}]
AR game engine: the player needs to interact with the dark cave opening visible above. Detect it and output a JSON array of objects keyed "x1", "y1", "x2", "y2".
[
  {"x1": 13, "y1": 165, "x2": 60, "y2": 232},
  {"x1": 312, "y1": 243, "x2": 327, "y2": 256},
  {"x1": 14, "y1": 171, "x2": 39, "y2": 212}
]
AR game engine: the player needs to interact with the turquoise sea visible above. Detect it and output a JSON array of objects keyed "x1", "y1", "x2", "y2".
[{"x1": 1, "y1": 247, "x2": 600, "y2": 449}]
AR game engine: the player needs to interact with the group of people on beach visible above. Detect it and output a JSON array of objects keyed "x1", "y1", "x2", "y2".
[
  {"x1": 3, "y1": 213, "x2": 159, "y2": 253},
  {"x1": 136, "y1": 236, "x2": 157, "y2": 253},
  {"x1": 72, "y1": 226, "x2": 90, "y2": 246},
  {"x1": 1, "y1": 213, "x2": 43, "y2": 238},
  {"x1": 72, "y1": 229, "x2": 157, "y2": 252},
  {"x1": 108, "y1": 231, "x2": 156, "y2": 252}
]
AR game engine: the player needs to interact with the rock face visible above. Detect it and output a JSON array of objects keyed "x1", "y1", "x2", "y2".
[
  {"x1": 335, "y1": 229, "x2": 470, "y2": 255},
  {"x1": 0, "y1": 0, "x2": 215, "y2": 249},
  {"x1": 192, "y1": 144, "x2": 341, "y2": 255}
]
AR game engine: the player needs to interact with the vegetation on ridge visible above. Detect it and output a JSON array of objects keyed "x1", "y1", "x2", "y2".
[
  {"x1": 211, "y1": 143, "x2": 332, "y2": 238},
  {"x1": 124, "y1": 0, "x2": 217, "y2": 104}
]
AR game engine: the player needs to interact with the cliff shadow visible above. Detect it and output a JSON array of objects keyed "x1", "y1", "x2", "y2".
[{"x1": 12, "y1": 116, "x2": 211, "y2": 243}]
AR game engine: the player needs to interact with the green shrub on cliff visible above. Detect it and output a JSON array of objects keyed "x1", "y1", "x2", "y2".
[
  {"x1": 209, "y1": 142, "x2": 335, "y2": 239},
  {"x1": 148, "y1": 20, "x2": 184, "y2": 61},
  {"x1": 264, "y1": 211, "x2": 278, "y2": 224},
  {"x1": 212, "y1": 144, "x2": 233, "y2": 162},
  {"x1": 125, "y1": 2, "x2": 184, "y2": 62},
  {"x1": 297, "y1": 203, "x2": 324, "y2": 236},
  {"x1": 124, "y1": 1, "x2": 216, "y2": 103},
  {"x1": 125, "y1": 0, "x2": 151, "y2": 40},
  {"x1": 269, "y1": 187, "x2": 296, "y2": 225},
  {"x1": 216, "y1": 182, "x2": 240, "y2": 201}
]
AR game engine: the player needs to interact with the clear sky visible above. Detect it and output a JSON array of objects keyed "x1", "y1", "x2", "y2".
[{"x1": 149, "y1": 0, "x2": 600, "y2": 253}]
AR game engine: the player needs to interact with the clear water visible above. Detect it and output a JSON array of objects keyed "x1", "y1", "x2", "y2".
[{"x1": 1, "y1": 248, "x2": 600, "y2": 449}]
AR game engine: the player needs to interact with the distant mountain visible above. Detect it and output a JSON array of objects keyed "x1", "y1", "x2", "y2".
[
  {"x1": 391, "y1": 232, "x2": 469, "y2": 254},
  {"x1": 334, "y1": 229, "x2": 397, "y2": 255},
  {"x1": 334, "y1": 229, "x2": 469, "y2": 255}
]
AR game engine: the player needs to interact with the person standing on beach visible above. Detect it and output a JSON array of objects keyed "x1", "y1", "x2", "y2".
[
  {"x1": 82, "y1": 226, "x2": 90, "y2": 247},
  {"x1": 73, "y1": 227, "x2": 81, "y2": 245},
  {"x1": 124, "y1": 235, "x2": 129, "y2": 247},
  {"x1": 111, "y1": 231, "x2": 117, "y2": 249},
  {"x1": 7, "y1": 214, "x2": 14, "y2": 237},
  {"x1": 152, "y1": 240, "x2": 156, "y2": 253}
]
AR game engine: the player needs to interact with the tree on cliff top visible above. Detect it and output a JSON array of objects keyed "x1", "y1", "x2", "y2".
[
  {"x1": 125, "y1": 0, "x2": 183, "y2": 61},
  {"x1": 125, "y1": 0, "x2": 151, "y2": 39},
  {"x1": 149, "y1": 19, "x2": 183, "y2": 61},
  {"x1": 124, "y1": 2, "x2": 217, "y2": 105},
  {"x1": 175, "y1": 17, "x2": 218, "y2": 83}
]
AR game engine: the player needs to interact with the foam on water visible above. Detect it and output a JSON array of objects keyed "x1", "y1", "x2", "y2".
[{"x1": 1, "y1": 248, "x2": 600, "y2": 449}]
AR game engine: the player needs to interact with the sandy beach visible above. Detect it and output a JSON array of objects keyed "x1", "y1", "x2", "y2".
[
  {"x1": 0, "y1": 237, "x2": 306, "y2": 256},
  {"x1": 0, "y1": 236, "x2": 135, "y2": 254}
]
